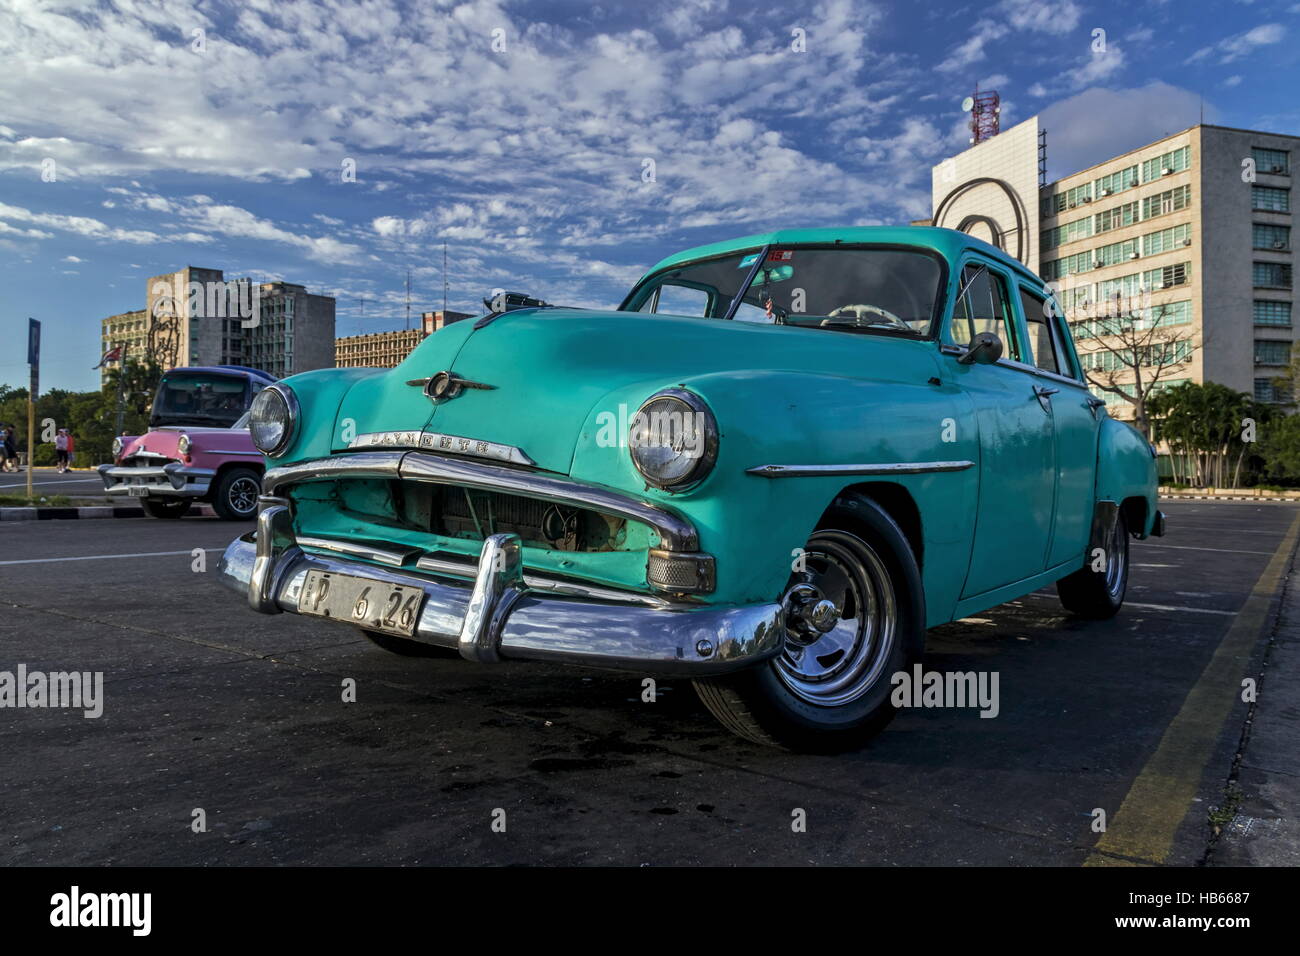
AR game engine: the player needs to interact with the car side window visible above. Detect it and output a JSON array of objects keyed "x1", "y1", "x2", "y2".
[
  {"x1": 951, "y1": 264, "x2": 1020, "y2": 360},
  {"x1": 1019, "y1": 287, "x2": 1063, "y2": 375},
  {"x1": 643, "y1": 283, "x2": 713, "y2": 317}
]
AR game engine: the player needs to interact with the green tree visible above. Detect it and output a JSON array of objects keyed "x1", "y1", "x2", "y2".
[{"x1": 1148, "y1": 382, "x2": 1270, "y2": 488}]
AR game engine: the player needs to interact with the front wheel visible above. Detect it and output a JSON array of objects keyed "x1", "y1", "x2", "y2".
[
  {"x1": 211, "y1": 467, "x2": 261, "y2": 520},
  {"x1": 693, "y1": 501, "x2": 925, "y2": 753},
  {"x1": 1056, "y1": 508, "x2": 1129, "y2": 618},
  {"x1": 140, "y1": 498, "x2": 192, "y2": 519}
]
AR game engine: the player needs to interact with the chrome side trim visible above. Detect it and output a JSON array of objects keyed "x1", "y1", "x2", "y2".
[
  {"x1": 746, "y1": 460, "x2": 975, "y2": 478},
  {"x1": 397, "y1": 452, "x2": 699, "y2": 552}
]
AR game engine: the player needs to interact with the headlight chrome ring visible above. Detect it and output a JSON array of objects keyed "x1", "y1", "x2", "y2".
[
  {"x1": 249, "y1": 383, "x2": 299, "y2": 458},
  {"x1": 628, "y1": 388, "x2": 719, "y2": 491}
]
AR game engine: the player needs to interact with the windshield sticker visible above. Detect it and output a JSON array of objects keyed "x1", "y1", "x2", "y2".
[
  {"x1": 737, "y1": 253, "x2": 760, "y2": 269},
  {"x1": 768, "y1": 250, "x2": 794, "y2": 261}
]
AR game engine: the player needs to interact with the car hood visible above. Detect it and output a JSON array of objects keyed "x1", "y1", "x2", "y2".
[
  {"x1": 119, "y1": 425, "x2": 247, "y2": 460},
  {"x1": 335, "y1": 307, "x2": 934, "y2": 474}
]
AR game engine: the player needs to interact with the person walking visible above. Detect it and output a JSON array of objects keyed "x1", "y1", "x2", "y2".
[
  {"x1": 1, "y1": 425, "x2": 17, "y2": 473},
  {"x1": 55, "y1": 428, "x2": 71, "y2": 473}
]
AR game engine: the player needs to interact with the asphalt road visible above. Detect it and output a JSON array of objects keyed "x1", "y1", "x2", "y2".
[
  {"x1": 0, "y1": 467, "x2": 108, "y2": 497},
  {"x1": 2, "y1": 500, "x2": 1296, "y2": 866}
]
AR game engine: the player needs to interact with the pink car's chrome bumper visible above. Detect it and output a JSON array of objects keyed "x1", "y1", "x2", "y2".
[{"x1": 97, "y1": 461, "x2": 216, "y2": 498}]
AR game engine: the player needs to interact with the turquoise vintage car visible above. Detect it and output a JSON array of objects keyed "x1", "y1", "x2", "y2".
[{"x1": 218, "y1": 226, "x2": 1163, "y2": 751}]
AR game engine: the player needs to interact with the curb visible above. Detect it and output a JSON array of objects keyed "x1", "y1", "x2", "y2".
[
  {"x1": 1159, "y1": 495, "x2": 1300, "y2": 503},
  {"x1": 0, "y1": 503, "x2": 218, "y2": 521}
]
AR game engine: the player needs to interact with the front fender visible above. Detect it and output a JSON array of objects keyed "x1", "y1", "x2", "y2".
[{"x1": 570, "y1": 359, "x2": 978, "y2": 624}]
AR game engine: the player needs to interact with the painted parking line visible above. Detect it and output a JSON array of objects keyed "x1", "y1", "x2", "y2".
[
  {"x1": 0, "y1": 548, "x2": 224, "y2": 566},
  {"x1": 1141, "y1": 543, "x2": 1274, "y2": 555},
  {"x1": 1085, "y1": 510, "x2": 1300, "y2": 867},
  {"x1": 0, "y1": 478, "x2": 104, "y2": 488}
]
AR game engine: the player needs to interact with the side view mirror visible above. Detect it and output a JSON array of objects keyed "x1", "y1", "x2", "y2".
[{"x1": 957, "y1": 331, "x2": 1003, "y2": 365}]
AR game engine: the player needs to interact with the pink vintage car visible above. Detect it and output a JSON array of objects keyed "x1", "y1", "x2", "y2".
[{"x1": 97, "y1": 366, "x2": 273, "y2": 519}]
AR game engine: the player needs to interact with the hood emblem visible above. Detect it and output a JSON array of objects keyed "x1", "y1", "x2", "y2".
[{"x1": 406, "y1": 370, "x2": 496, "y2": 403}]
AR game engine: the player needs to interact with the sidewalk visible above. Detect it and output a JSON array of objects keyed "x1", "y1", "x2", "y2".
[{"x1": 1209, "y1": 519, "x2": 1300, "y2": 866}]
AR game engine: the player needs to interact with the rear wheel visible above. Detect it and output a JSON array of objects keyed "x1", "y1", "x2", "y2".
[
  {"x1": 693, "y1": 500, "x2": 925, "y2": 752},
  {"x1": 359, "y1": 629, "x2": 461, "y2": 658},
  {"x1": 211, "y1": 467, "x2": 261, "y2": 520},
  {"x1": 140, "y1": 498, "x2": 192, "y2": 519},
  {"x1": 1056, "y1": 509, "x2": 1129, "y2": 619}
]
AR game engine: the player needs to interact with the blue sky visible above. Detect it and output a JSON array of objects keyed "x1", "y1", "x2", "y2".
[{"x1": 3, "y1": 0, "x2": 1299, "y2": 393}]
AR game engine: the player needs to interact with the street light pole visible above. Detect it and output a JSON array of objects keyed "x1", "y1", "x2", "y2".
[{"x1": 114, "y1": 341, "x2": 129, "y2": 436}]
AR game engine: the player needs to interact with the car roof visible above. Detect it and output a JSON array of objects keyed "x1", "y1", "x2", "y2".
[
  {"x1": 643, "y1": 226, "x2": 1043, "y2": 287},
  {"x1": 163, "y1": 365, "x2": 277, "y2": 381}
]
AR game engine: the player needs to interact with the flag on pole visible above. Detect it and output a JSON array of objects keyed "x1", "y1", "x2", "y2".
[{"x1": 93, "y1": 345, "x2": 123, "y2": 369}]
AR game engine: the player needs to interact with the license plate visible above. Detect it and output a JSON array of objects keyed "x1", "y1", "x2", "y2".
[
  {"x1": 128, "y1": 486, "x2": 150, "y2": 497},
  {"x1": 299, "y1": 569, "x2": 425, "y2": 638}
]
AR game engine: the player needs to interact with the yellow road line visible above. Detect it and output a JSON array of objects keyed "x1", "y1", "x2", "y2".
[{"x1": 1084, "y1": 512, "x2": 1300, "y2": 866}]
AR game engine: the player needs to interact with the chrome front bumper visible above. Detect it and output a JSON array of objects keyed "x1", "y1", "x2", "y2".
[
  {"x1": 217, "y1": 470, "x2": 784, "y2": 675},
  {"x1": 98, "y1": 461, "x2": 216, "y2": 498}
]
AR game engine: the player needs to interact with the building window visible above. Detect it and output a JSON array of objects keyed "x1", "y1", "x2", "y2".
[
  {"x1": 1254, "y1": 262, "x2": 1294, "y2": 289},
  {"x1": 1141, "y1": 145, "x2": 1191, "y2": 183},
  {"x1": 1252, "y1": 186, "x2": 1291, "y2": 212},
  {"x1": 1145, "y1": 262, "x2": 1191, "y2": 289},
  {"x1": 1255, "y1": 340, "x2": 1292, "y2": 366},
  {"x1": 1253, "y1": 223, "x2": 1291, "y2": 250},
  {"x1": 1143, "y1": 223, "x2": 1193, "y2": 256},
  {"x1": 1096, "y1": 200, "x2": 1140, "y2": 234},
  {"x1": 1095, "y1": 165, "x2": 1140, "y2": 198},
  {"x1": 1252, "y1": 148, "x2": 1291, "y2": 176},
  {"x1": 1141, "y1": 184, "x2": 1191, "y2": 221},
  {"x1": 1042, "y1": 216, "x2": 1094, "y2": 250},
  {"x1": 1254, "y1": 301, "x2": 1293, "y2": 327}
]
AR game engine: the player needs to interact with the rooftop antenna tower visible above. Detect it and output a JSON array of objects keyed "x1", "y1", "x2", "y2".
[
  {"x1": 443, "y1": 242, "x2": 448, "y2": 314},
  {"x1": 964, "y1": 86, "x2": 1001, "y2": 145},
  {"x1": 405, "y1": 269, "x2": 411, "y2": 331}
]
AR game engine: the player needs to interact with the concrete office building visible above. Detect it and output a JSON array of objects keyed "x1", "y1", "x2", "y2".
[
  {"x1": 100, "y1": 267, "x2": 336, "y2": 383},
  {"x1": 334, "y1": 310, "x2": 472, "y2": 369},
  {"x1": 932, "y1": 119, "x2": 1297, "y2": 414}
]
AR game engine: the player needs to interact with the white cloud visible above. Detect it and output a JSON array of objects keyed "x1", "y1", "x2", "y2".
[
  {"x1": 1040, "y1": 83, "x2": 1209, "y2": 180},
  {"x1": 1188, "y1": 23, "x2": 1285, "y2": 64},
  {"x1": 62, "y1": 255, "x2": 82, "y2": 262}
]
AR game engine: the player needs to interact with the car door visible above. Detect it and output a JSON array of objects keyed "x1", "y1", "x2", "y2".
[
  {"x1": 941, "y1": 259, "x2": 1057, "y2": 597},
  {"x1": 1014, "y1": 283, "x2": 1101, "y2": 568}
]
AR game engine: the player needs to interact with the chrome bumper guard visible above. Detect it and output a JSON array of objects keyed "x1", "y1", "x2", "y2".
[
  {"x1": 98, "y1": 461, "x2": 216, "y2": 497},
  {"x1": 217, "y1": 454, "x2": 784, "y2": 675}
]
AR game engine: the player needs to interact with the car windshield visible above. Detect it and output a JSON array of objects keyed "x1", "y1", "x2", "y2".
[
  {"x1": 622, "y1": 246, "x2": 943, "y2": 335},
  {"x1": 150, "y1": 372, "x2": 249, "y2": 427}
]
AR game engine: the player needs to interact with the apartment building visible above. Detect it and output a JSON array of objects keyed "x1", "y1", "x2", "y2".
[{"x1": 933, "y1": 121, "x2": 1297, "y2": 415}]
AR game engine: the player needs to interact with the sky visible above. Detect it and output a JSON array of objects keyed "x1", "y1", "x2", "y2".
[{"x1": 2, "y1": 0, "x2": 1299, "y2": 393}]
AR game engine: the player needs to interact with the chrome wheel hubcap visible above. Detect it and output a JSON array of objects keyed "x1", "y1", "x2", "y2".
[
  {"x1": 229, "y1": 477, "x2": 259, "y2": 514},
  {"x1": 774, "y1": 532, "x2": 897, "y2": 707},
  {"x1": 1105, "y1": 517, "x2": 1126, "y2": 598}
]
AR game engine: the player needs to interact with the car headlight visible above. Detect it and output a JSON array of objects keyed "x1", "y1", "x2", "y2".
[
  {"x1": 249, "y1": 384, "x2": 298, "y2": 457},
  {"x1": 628, "y1": 388, "x2": 718, "y2": 490},
  {"x1": 111, "y1": 436, "x2": 123, "y2": 459},
  {"x1": 177, "y1": 433, "x2": 191, "y2": 456}
]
